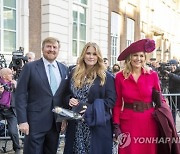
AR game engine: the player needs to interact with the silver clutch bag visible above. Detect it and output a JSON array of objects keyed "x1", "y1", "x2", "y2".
[{"x1": 52, "y1": 107, "x2": 83, "y2": 122}]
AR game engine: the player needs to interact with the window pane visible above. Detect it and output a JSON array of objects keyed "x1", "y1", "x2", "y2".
[
  {"x1": 73, "y1": 11, "x2": 78, "y2": 22},
  {"x1": 0, "y1": 31, "x2": 1, "y2": 50},
  {"x1": 111, "y1": 12, "x2": 121, "y2": 66},
  {"x1": 80, "y1": 10, "x2": 86, "y2": 24},
  {"x1": 79, "y1": 41, "x2": 85, "y2": 54},
  {"x1": 0, "y1": 1, "x2": 1, "y2": 24},
  {"x1": 73, "y1": 23, "x2": 77, "y2": 39},
  {"x1": 73, "y1": 0, "x2": 87, "y2": 4},
  {"x1": 73, "y1": 10, "x2": 78, "y2": 39},
  {"x1": 80, "y1": 24, "x2": 86, "y2": 40},
  {"x1": 4, "y1": 30, "x2": 16, "y2": 52},
  {"x1": 127, "y1": 18, "x2": 134, "y2": 45},
  {"x1": 4, "y1": 8, "x2": 16, "y2": 30},
  {"x1": 4, "y1": 0, "x2": 16, "y2": 8},
  {"x1": 72, "y1": 40, "x2": 77, "y2": 56},
  {"x1": 72, "y1": 3, "x2": 87, "y2": 57},
  {"x1": 0, "y1": 12, "x2": 1, "y2": 28},
  {"x1": 81, "y1": 0, "x2": 87, "y2": 5}
]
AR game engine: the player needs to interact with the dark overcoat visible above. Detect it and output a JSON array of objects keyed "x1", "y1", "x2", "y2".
[
  {"x1": 153, "y1": 102, "x2": 180, "y2": 154},
  {"x1": 63, "y1": 72, "x2": 116, "y2": 154}
]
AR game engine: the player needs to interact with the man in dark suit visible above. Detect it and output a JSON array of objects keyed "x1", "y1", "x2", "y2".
[{"x1": 15, "y1": 37, "x2": 69, "y2": 154}]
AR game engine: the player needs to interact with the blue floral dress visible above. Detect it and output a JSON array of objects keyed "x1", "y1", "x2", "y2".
[{"x1": 71, "y1": 79, "x2": 91, "y2": 154}]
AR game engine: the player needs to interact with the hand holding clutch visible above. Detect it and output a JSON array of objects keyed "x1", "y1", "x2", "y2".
[
  {"x1": 113, "y1": 124, "x2": 121, "y2": 138},
  {"x1": 152, "y1": 89, "x2": 161, "y2": 108},
  {"x1": 52, "y1": 107, "x2": 83, "y2": 122}
]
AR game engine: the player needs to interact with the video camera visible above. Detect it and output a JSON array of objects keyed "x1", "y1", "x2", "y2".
[
  {"x1": 157, "y1": 62, "x2": 172, "y2": 91},
  {"x1": 11, "y1": 47, "x2": 28, "y2": 70},
  {"x1": 10, "y1": 47, "x2": 28, "y2": 80},
  {"x1": 158, "y1": 62, "x2": 171, "y2": 76}
]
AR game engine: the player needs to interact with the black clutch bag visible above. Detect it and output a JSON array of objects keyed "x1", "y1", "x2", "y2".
[{"x1": 152, "y1": 89, "x2": 161, "y2": 108}]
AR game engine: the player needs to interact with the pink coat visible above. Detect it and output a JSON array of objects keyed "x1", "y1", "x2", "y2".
[{"x1": 113, "y1": 69, "x2": 161, "y2": 154}]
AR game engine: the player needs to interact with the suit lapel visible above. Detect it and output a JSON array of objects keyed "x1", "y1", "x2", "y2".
[
  {"x1": 36, "y1": 59, "x2": 52, "y2": 94},
  {"x1": 55, "y1": 62, "x2": 67, "y2": 95},
  {"x1": 57, "y1": 62, "x2": 66, "y2": 80},
  {"x1": 35, "y1": 59, "x2": 67, "y2": 96}
]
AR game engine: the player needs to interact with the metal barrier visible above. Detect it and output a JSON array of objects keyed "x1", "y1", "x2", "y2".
[
  {"x1": 0, "y1": 119, "x2": 24, "y2": 153},
  {"x1": 162, "y1": 93, "x2": 180, "y2": 124},
  {"x1": 0, "y1": 120, "x2": 24, "y2": 139},
  {"x1": 0, "y1": 119, "x2": 65, "y2": 153}
]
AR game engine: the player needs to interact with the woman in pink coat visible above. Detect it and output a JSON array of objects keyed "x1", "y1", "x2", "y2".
[{"x1": 112, "y1": 39, "x2": 162, "y2": 154}]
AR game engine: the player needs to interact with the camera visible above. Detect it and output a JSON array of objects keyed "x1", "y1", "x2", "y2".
[
  {"x1": 11, "y1": 47, "x2": 28, "y2": 70},
  {"x1": 9, "y1": 47, "x2": 28, "y2": 80},
  {"x1": 0, "y1": 83, "x2": 12, "y2": 92},
  {"x1": 158, "y1": 62, "x2": 171, "y2": 76},
  {"x1": 157, "y1": 62, "x2": 172, "y2": 92}
]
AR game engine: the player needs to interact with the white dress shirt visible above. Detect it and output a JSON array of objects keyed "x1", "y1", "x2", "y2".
[{"x1": 42, "y1": 57, "x2": 61, "y2": 87}]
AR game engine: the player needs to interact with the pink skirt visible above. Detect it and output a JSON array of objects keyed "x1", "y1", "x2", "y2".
[{"x1": 118, "y1": 108, "x2": 158, "y2": 154}]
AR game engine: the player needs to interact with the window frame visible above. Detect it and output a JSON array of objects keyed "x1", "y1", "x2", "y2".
[
  {"x1": 72, "y1": 0, "x2": 88, "y2": 57},
  {"x1": 110, "y1": 12, "x2": 121, "y2": 66},
  {"x1": 126, "y1": 17, "x2": 135, "y2": 46},
  {"x1": 0, "y1": 0, "x2": 17, "y2": 54}
]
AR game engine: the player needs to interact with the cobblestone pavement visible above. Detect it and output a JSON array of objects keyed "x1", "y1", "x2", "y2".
[{"x1": 1, "y1": 116, "x2": 180, "y2": 154}]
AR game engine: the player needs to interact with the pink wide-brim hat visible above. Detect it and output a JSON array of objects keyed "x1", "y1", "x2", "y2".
[{"x1": 118, "y1": 39, "x2": 156, "y2": 61}]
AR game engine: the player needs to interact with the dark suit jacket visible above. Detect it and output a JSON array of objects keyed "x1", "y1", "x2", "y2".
[{"x1": 15, "y1": 58, "x2": 69, "y2": 133}]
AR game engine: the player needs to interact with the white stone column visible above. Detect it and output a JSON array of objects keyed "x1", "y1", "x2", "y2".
[{"x1": 18, "y1": 0, "x2": 29, "y2": 52}]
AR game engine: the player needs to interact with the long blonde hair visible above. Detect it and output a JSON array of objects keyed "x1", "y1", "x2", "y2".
[
  {"x1": 72, "y1": 42, "x2": 106, "y2": 88},
  {"x1": 122, "y1": 53, "x2": 150, "y2": 79}
]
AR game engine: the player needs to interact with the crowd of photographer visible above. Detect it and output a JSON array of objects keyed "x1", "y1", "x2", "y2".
[
  {"x1": 0, "y1": 68, "x2": 21, "y2": 154},
  {"x1": 148, "y1": 59, "x2": 180, "y2": 123},
  {"x1": 0, "y1": 49, "x2": 35, "y2": 154},
  {"x1": 163, "y1": 59, "x2": 180, "y2": 123}
]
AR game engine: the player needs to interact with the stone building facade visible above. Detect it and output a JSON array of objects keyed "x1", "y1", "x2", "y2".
[{"x1": 0, "y1": 0, "x2": 180, "y2": 66}]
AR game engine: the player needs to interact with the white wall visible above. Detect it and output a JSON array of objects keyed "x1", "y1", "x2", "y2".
[
  {"x1": 41, "y1": 0, "x2": 69, "y2": 63},
  {"x1": 41, "y1": 0, "x2": 109, "y2": 64},
  {"x1": 90, "y1": 0, "x2": 109, "y2": 57},
  {"x1": 18, "y1": 0, "x2": 29, "y2": 52}
]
